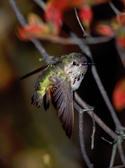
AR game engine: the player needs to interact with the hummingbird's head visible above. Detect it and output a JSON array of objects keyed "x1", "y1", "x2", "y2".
[
  {"x1": 63, "y1": 52, "x2": 89, "y2": 73},
  {"x1": 62, "y1": 52, "x2": 89, "y2": 90}
]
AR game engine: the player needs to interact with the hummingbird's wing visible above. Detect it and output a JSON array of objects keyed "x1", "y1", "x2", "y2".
[{"x1": 51, "y1": 77, "x2": 74, "y2": 138}]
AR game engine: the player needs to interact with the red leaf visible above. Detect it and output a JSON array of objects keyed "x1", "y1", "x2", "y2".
[
  {"x1": 45, "y1": 5, "x2": 63, "y2": 28},
  {"x1": 18, "y1": 25, "x2": 44, "y2": 41},
  {"x1": 17, "y1": 13, "x2": 58, "y2": 41},
  {"x1": 96, "y1": 25, "x2": 113, "y2": 36},
  {"x1": 113, "y1": 78, "x2": 125, "y2": 111},
  {"x1": 45, "y1": 0, "x2": 84, "y2": 28},
  {"x1": 46, "y1": 0, "x2": 83, "y2": 11},
  {"x1": 79, "y1": 5, "x2": 93, "y2": 28},
  {"x1": 117, "y1": 13, "x2": 125, "y2": 26}
]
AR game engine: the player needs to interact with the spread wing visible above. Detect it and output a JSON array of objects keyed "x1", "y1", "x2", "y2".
[{"x1": 51, "y1": 77, "x2": 74, "y2": 138}]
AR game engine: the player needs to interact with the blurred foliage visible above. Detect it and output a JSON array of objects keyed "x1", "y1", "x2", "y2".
[{"x1": 113, "y1": 78, "x2": 125, "y2": 111}]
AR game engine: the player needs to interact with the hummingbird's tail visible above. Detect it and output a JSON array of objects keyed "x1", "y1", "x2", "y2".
[
  {"x1": 31, "y1": 92, "x2": 43, "y2": 108},
  {"x1": 43, "y1": 91, "x2": 51, "y2": 111},
  {"x1": 31, "y1": 89, "x2": 51, "y2": 110}
]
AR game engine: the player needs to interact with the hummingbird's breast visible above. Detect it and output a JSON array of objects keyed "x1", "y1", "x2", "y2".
[{"x1": 64, "y1": 63, "x2": 87, "y2": 91}]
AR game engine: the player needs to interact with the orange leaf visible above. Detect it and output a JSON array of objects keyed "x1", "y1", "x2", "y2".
[
  {"x1": 96, "y1": 24, "x2": 113, "y2": 36},
  {"x1": 17, "y1": 13, "x2": 58, "y2": 41},
  {"x1": 113, "y1": 78, "x2": 125, "y2": 111},
  {"x1": 45, "y1": 0, "x2": 84, "y2": 27},
  {"x1": 18, "y1": 25, "x2": 44, "y2": 41}
]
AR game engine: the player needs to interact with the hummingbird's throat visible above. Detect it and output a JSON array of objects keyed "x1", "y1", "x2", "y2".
[
  {"x1": 70, "y1": 74, "x2": 84, "y2": 91},
  {"x1": 64, "y1": 64, "x2": 85, "y2": 91}
]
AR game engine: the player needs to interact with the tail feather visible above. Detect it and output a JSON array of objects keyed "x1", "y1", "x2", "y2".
[
  {"x1": 31, "y1": 92, "x2": 43, "y2": 108},
  {"x1": 43, "y1": 93, "x2": 50, "y2": 111}
]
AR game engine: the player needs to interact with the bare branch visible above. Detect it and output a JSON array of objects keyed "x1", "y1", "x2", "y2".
[
  {"x1": 91, "y1": 114, "x2": 96, "y2": 150},
  {"x1": 74, "y1": 8, "x2": 88, "y2": 38},
  {"x1": 33, "y1": 0, "x2": 45, "y2": 9},
  {"x1": 108, "y1": 2, "x2": 121, "y2": 15},
  {"x1": 84, "y1": 36, "x2": 113, "y2": 44},
  {"x1": 101, "y1": 137, "x2": 113, "y2": 145},
  {"x1": 72, "y1": 6, "x2": 124, "y2": 131},
  {"x1": 109, "y1": 142, "x2": 118, "y2": 168},
  {"x1": 118, "y1": 141, "x2": 125, "y2": 165},
  {"x1": 32, "y1": 36, "x2": 76, "y2": 45},
  {"x1": 8, "y1": 0, "x2": 26, "y2": 26},
  {"x1": 91, "y1": 66, "x2": 122, "y2": 130},
  {"x1": 74, "y1": 93, "x2": 118, "y2": 140},
  {"x1": 115, "y1": 43, "x2": 125, "y2": 68},
  {"x1": 35, "y1": 0, "x2": 113, "y2": 46},
  {"x1": 74, "y1": 102, "x2": 94, "y2": 168}
]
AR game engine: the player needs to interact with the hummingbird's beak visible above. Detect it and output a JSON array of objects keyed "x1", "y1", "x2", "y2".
[
  {"x1": 82, "y1": 62, "x2": 95, "y2": 66},
  {"x1": 87, "y1": 62, "x2": 95, "y2": 65}
]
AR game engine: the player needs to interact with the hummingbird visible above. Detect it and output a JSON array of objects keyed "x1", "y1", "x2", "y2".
[{"x1": 21, "y1": 52, "x2": 91, "y2": 138}]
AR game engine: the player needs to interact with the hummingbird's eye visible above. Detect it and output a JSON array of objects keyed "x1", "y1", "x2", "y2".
[
  {"x1": 82, "y1": 61, "x2": 88, "y2": 66},
  {"x1": 73, "y1": 61, "x2": 76, "y2": 65},
  {"x1": 73, "y1": 61, "x2": 79, "y2": 66}
]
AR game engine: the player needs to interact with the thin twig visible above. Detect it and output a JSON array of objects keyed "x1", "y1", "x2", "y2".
[
  {"x1": 74, "y1": 102, "x2": 94, "y2": 168},
  {"x1": 31, "y1": 39, "x2": 53, "y2": 64},
  {"x1": 109, "y1": 142, "x2": 118, "y2": 168},
  {"x1": 8, "y1": 0, "x2": 26, "y2": 25},
  {"x1": 34, "y1": 0, "x2": 113, "y2": 45},
  {"x1": 115, "y1": 43, "x2": 125, "y2": 68},
  {"x1": 91, "y1": 113, "x2": 96, "y2": 150},
  {"x1": 91, "y1": 66, "x2": 122, "y2": 130},
  {"x1": 8, "y1": 0, "x2": 52, "y2": 64},
  {"x1": 109, "y1": 2, "x2": 121, "y2": 15},
  {"x1": 118, "y1": 140, "x2": 125, "y2": 165},
  {"x1": 84, "y1": 36, "x2": 113, "y2": 44},
  {"x1": 31, "y1": 35, "x2": 113, "y2": 45},
  {"x1": 109, "y1": 2, "x2": 125, "y2": 69},
  {"x1": 75, "y1": 92, "x2": 125, "y2": 167},
  {"x1": 33, "y1": 36, "x2": 76, "y2": 45},
  {"x1": 33, "y1": 0, "x2": 45, "y2": 9},
  {"x1": 74, "y1": 93, "x2": 118, "y2": 141},
  {"x1": 101, "y1": 137, "x2": 113, "y2": 145},
  {"x1": 74, "y1": 8, "x2": 88, "y2": 38}
]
